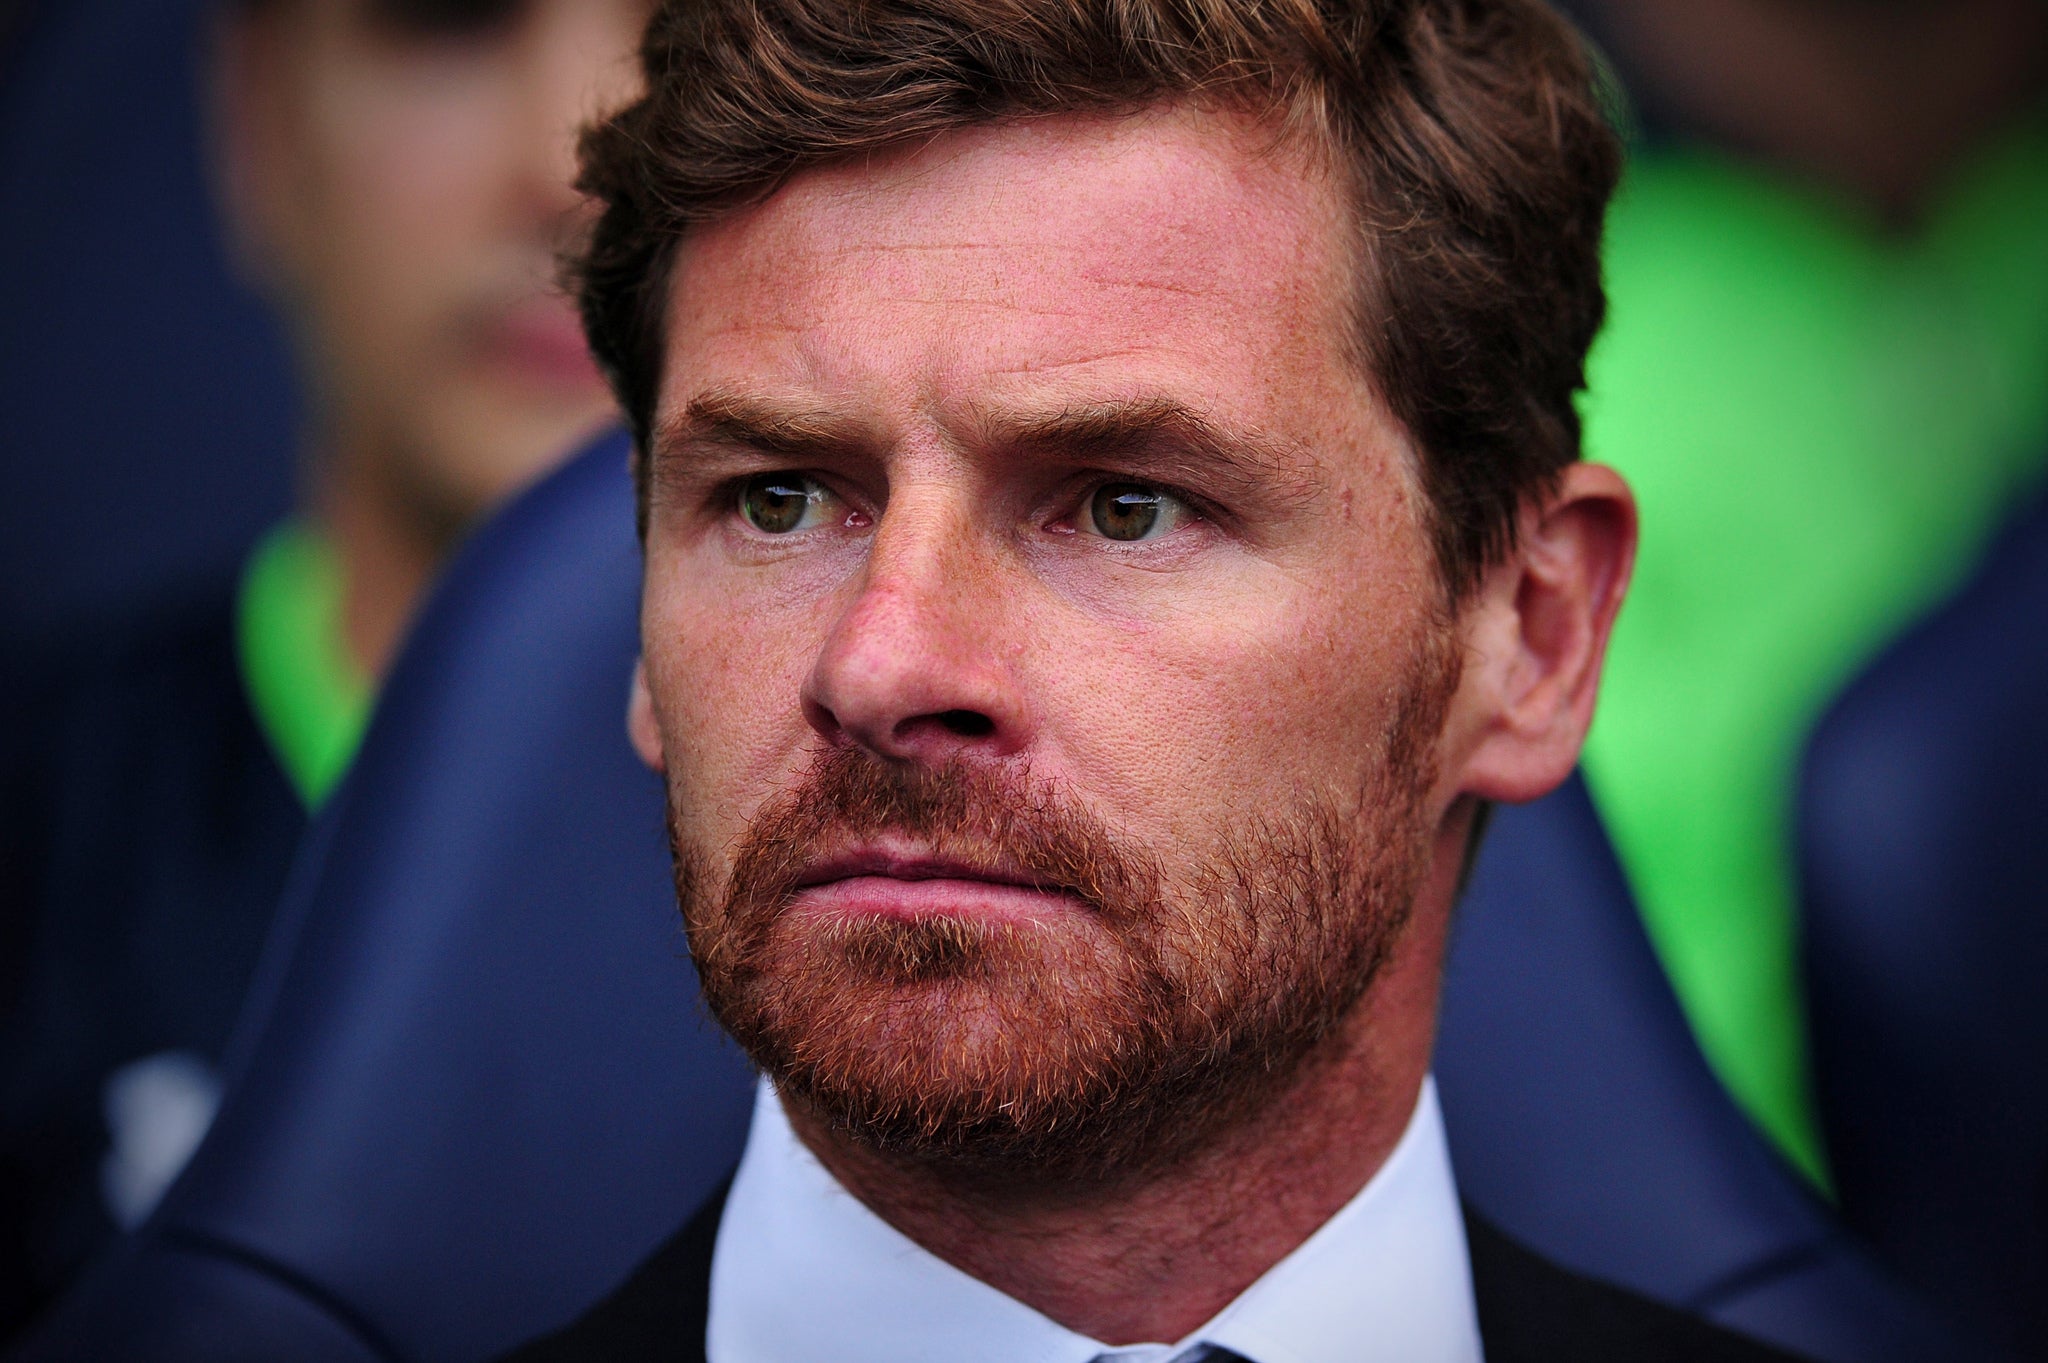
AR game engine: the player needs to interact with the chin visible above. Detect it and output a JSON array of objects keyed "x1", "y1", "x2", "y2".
[{"x1": 699, "y1": 911, "x2": 1325, "y2": 1184}]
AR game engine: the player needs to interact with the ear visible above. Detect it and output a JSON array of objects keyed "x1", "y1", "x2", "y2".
[
  {"x1": 627, "y1": 657, "x2": 667, "y2": 771},
  {"x1": 207, "y1": 8, "x2": 300, "y2": 288},
  {"x1": 1451, "y1": 462, "x2": 1636, "y2": 804}
]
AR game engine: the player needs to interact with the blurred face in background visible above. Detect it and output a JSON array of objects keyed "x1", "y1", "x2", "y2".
[
  {"x1": 1584, "y1": 0, "x2": 2047, "y2": 219},
  {"x1": 217, "y1": 0, "x2": 645, "y2": 541}
]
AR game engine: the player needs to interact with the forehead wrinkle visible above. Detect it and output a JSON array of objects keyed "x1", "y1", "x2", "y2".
[
  {"x1": 982, "y1": 345, "x2": 1159, "y2": 378},
  {"x1": 817, "y1": 239, "x2": 1018, "y2": 257},
  {"x1": 1074, "y1": 269, "x2": 1219, "y2": 302}
]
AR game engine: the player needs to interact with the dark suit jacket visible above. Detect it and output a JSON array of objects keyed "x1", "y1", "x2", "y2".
[{"x1": 500, "y1": 1179, "x2": 1811, "y2": 1362}]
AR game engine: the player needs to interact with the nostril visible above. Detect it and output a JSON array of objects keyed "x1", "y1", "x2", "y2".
[
  {"x1": 800, "y1": 696, "x2": 843, "y2": 742},
  {"x1": 936, "y1": 709, "x2": 995, "y2": 738}
]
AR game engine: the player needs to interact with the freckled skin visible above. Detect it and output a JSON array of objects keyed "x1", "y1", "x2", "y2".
[
  {"x1": 646, "y1": 112, "x2": 1438, "y2": 856},
  {"x1": 631, "y1": 106, "x2": 1637, "y2": 1346}
]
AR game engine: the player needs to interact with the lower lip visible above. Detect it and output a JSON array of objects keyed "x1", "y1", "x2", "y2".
[{"x1": 791, "y1": 876, "x2": 1078, "y2": 925}]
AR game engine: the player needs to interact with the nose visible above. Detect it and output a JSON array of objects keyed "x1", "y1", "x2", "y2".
[{"x1": 802, "y1": 514, "x2": 1029, "y2": 766}]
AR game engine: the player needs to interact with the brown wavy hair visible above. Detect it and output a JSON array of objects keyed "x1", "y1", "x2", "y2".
[{"x1": 574, "y1": 0, "x2": 1620, "y2": 595}]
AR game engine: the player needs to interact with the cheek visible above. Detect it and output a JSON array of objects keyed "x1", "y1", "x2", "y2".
[
  {"x1": 641, "y1": 564, "x2": 833, "y2": 817},
  {"x1": 1033, "y1": 557, "x2": 1433, "y2": 844}
]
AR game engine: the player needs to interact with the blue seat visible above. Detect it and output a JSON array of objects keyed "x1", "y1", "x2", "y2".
[
  {"x1": 1440, "y1": 784, "x2": 1964, "y2": 1362},
  {"x1": 13, "y1": 432, "x2": 755, "y2": 1363},
  {"x1": 17, "y1": 432, "x2": 1955, "y2": 1360},
  {"x1": 1798, "y1": 491, "x2": 2048, "y2": 1361}
]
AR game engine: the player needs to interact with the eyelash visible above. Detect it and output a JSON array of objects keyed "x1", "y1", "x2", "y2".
[
  {"x1": 719, "y1": 470, "x2": 830, "y2": 518},
  {"x1": 714, "y1": 472, "x2": 1214, "y2": 538},
  {"x1": 1064, "y1": 476, "x2": 1211, "y2": 536}
]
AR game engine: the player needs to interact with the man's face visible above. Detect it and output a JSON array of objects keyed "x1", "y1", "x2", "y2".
[
  {"x1": 223, "y1": 0, "x2": 645, "y2": 529},
  {"x1": 635, "y1": 109, "x2": 1472, "y2": 1174}
]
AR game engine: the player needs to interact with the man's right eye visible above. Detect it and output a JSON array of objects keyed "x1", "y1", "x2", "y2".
[{"x1": 737, "y1": 474, "x2": 838, "y2": 535}]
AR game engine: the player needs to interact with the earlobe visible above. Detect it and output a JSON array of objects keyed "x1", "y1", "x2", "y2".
[
  {"x1": 627, "y1": 658, "x2": 666, "y2": 772},
  {"x1": 1457, "y1": 463, "x2": 1636, "y2": 804}
]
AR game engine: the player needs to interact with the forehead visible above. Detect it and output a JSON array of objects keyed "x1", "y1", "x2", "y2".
[{"x1": 660, "y1": 106, "x2": 1372, "y2": 442}]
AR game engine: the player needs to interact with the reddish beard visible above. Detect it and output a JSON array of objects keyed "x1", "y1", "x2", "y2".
[{"x1": 668, "y1": 633, "x2": 1459, "y2": 1184}]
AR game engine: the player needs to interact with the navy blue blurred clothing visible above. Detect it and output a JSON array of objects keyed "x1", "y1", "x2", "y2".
[
  {"x1": 0, "y1": 574, "x2": 304, "y2": 1340},
  {"x1": 1, "y1": 8, "x2": 303, "y2": 1280},
  {"x1": 0, "y1": 0, "x2": 296, "y2": 640},
  {"x1": 1, "y1": 2, "x2": 303, "y2": 1299}
]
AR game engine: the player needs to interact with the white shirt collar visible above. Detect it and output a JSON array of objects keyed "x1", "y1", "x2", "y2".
[{"x1": 707, "y1": 1076, "x2": 1483, "y2": 1363}]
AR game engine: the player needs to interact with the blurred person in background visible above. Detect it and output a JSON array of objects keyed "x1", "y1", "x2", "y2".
[
  {"x1": 1560, "y1": 0, "x2": 2048, "y2": 1335},
  {"x1": 0, "y1": 0, "x2": 644, "y2": 1337}
]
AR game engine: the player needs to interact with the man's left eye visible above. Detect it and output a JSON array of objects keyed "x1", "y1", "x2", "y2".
[
  {"x1": 738, "y1": 474, "x2": 839, "y2": 534},
  {"x1": 1083, "y1": 483, "x2": 1188, "y2": 542}
]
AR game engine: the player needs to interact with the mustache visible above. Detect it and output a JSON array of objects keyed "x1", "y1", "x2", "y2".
[{"x1": 719, "y1": 747, "x2": 1162, "y2": 922}]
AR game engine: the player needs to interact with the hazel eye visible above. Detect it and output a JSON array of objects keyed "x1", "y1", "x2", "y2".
[
  {"x1": 738, "y1": 474, "x2": 837, "y2": 534},
  {"x1": 1084, "y1": 483, "x2": 1184, "y2": 542}
]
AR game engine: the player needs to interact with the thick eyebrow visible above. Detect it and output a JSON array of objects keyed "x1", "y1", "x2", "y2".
[
  {"x1": 981, "y1": 397, "x2": 1322, "y2": 509},
  {"x1": 651, "y1": 389, "x2": 1324, "y2": 513},
  {"x1": 652, "y1": 388, "x2": 880, "y2": 467}
]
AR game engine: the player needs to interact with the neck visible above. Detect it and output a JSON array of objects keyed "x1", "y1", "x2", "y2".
[
  {"x1": 785, "y1": 858, "x2": 1459, "y2": 1347},
  {"x1": 309, "y1": 435, "x2": 463, "y2": 681}
]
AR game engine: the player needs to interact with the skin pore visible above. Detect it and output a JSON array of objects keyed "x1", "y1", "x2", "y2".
[
  {"x1": 216, "y1": 0, "x2": 644, "y2": 675},
  {"x1": 630, "y1": 107, "x2": 1635, "y2": 1345}
]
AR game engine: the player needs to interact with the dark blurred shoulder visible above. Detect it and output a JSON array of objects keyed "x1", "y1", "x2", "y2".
[
  {"x1": 1468, "y1": 1212, "x2": 1814, "y2": 1362},
  {"x1": 2, "y1": 559, "x2": 306, "y2": 1048},
  {"x1": 0, "y1": 570, "x2": 306, "y2": 1336}
]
